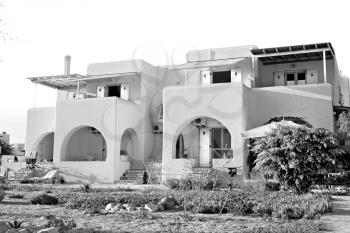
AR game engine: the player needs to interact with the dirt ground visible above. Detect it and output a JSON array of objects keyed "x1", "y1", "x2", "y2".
[
  {"x1": 0, "y1": 185, "x2": 327, "y2": 233},
  {"x1": 321, "y1": 195, "x2": 350, "y2": 233}
]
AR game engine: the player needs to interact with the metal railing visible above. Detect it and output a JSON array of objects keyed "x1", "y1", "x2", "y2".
[{"x1": 211, "y1": 148, "x2": 233, "y2": 159}]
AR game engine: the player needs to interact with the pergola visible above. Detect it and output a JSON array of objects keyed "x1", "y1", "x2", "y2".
[{"x1": 251, "y1": 42, "x2": 335, "y2": 83}]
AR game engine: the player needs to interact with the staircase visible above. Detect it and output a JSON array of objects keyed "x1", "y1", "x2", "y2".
[
  {"x1": 189, "y1": 167, "x2": 213, "y2": 178},
  {"x1": 144, "y1": 161, "x2": 162, "y2": 184},
  {"x1": 118, "y1": 169, "x2": 146, "y2": 184}
]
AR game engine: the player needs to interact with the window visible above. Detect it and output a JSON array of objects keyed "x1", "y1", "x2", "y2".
[
  {"x1": 212, "y1": 71, "x2": 231, "y2": 83},
  {"x1": 107, "y1": 85, "x2": 121, "y2": 97},
  {"x1": 286, "y1": 71, "x2": 306, "y2": 86},
  {"x1": 211, "y1": 128, "x2": 232, "y2": 159}
]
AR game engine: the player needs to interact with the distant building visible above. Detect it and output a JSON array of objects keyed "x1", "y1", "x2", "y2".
[
  {"x1": 0, "y1": 132, "x2": 10, "y2": 144},
  {"x1": 12, "y1": 143, "x2": 25, "y2": 156}
]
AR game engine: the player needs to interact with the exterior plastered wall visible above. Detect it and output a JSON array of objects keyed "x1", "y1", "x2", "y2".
[
  {"x1": 162, "y1": 83, "x2": 246, "y2": 181},
  {"x1": 25, "y1": 107, "x2": 55, "y2": 157}
]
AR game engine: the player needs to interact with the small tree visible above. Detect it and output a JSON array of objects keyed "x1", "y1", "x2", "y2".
[
  {"x1": 0, "y1": 140, "x2": 12, "y2": 155},
  {"x1": 336, "y1": 111, "x2": 350, "y2": 139},
  {"x1": 335, "y1": 111, "x2": 350, "y2": 169},
  {"x1": 252, "y1": 126, "x2": 343, "y2": 194}
]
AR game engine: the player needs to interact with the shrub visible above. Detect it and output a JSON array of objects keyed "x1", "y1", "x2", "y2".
[
  {"x1": 186, "y1": 190, "x2": 253, "y2": 215},
  {"x1": 165, "y1": 178, "x2": 180, "y2": 189},
  {"x1": 0, "y1": 189, "x2": 4, "y2": 202},
  {"x1": 8, "y1": 220, "x2": 23, "y2": 229},
  {"x1": 65, "y1": 193, "x2": 115, "y2": 212},
  {"x1": 30, "y1": 194, "x2": 58, "y2": 205},
  {"x1": 265, "y1": 182, "x2": 280, "y2": 191},
  {"x1": 252, "y1": 126, "x2": 343, "y2": 194},
  {"x1": 250, "y1": 191, "x2": 331, "y2": 219},
  {"x1": 80, "y1": 184, "x2": 92, "y2": 193},
  {"x1": 166, "y1": 172, "x2": 232, "y2": 190},
  {"x1": 8, "y1": 194, "x2": 24, "y2": 199}
]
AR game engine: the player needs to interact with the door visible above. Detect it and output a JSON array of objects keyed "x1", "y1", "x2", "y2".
[
  {"x1": 273, "y1": 72, "x2": 285, "y2": 86},
  {"x1": 199, "y1": 128, "x2": 211, "y2": 167}
]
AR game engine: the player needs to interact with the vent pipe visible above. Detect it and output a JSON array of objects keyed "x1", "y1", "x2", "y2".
[{"x1": 64, "y1": 55, "x2": 71, "y2": 75}]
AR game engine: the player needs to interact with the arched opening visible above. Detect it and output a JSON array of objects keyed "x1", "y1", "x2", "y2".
[
  {"x1": 36, "y1": 132, "x2": 54, "y2": 162},
  {"x1": 120, "y1": 128, "x2": 140, "y2": 168},
  {"x1": 174, "y1": 117, "x2": 233, "y2": 167},
  {"x1": 62, "y1": 126, "x2": 107, "y2": 161}
]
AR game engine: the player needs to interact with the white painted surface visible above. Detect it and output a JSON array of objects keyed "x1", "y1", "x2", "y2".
[{"x1": 199, "y1": 128, "x2": 211, "y2": 167}]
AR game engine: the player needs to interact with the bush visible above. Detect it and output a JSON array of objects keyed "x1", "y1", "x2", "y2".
[
  {"x1": 30, "y1": 194, "x2": 58, "y2": 205},
  {"x1": 0, "y1": 189, "x2": 4, "y2": 202},
  {"x1": 252, "y1": 126, "x2": 343, "y2": 194},
  {"x1": 8, "y1": 194, "x2": 24, "y2": 199},
  {"x1": 250, "y1": 191, "x2": 331, "y2": 219},
  {"x1": 165, "y1": 172, "x2": 235, "y2": 190},
  {"x1": 185, "y1": 190, "x2": 253, "y2": 215},
  {"x1": 265, "y1": 182, "x2": 280, "y2": 191},
  {"x1": 165, "y1": 178, "x2": 180, "y2": 189},
  {"x1": 65, "y1": 193, "x2": 115, "y2": 212}
]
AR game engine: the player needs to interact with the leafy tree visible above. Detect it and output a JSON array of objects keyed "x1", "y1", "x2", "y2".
[
  {"x1": 252, "y1": 126, "x2": 343, "y2": 194},
  {"x1": 0, "y1": 139, "x2": 13, "y2": 155},
  {"x1": 336, "y1": 111, "x2": 350, "y2": 139},
  {"x1": 335, "y1": 111, "x2": 350, "y2": 169}
]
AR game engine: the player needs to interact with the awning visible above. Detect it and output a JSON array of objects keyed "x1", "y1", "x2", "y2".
[
  {"x1": 170, "y1": 58, "x2": 245, "y2": 70},
  {"x1": 241, "y1": 120, "x2": 303, "y2": 139}
]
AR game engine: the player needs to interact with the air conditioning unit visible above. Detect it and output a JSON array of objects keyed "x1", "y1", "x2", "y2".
[
  {"x1": 152, "y1": 123, "x2": 163, "y2": 134},
  {"x1": 193, "y1": 118, "x2": 207, "y2": 127}
]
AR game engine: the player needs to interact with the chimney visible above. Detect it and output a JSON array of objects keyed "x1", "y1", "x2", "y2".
[{"x1": 64, "y1": 55, "x2": 71, "y2": 75}]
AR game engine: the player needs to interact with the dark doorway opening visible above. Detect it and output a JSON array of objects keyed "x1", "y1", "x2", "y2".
[
  {"x1": 212, "y1": 71, "x2": 231, "y2": 84},
  {"x1": 108, "y1": 85, "x2": 121, "y2": 97}
]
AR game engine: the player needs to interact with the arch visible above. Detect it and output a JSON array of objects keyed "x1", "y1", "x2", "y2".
[
  {"x1": 61, "y1": 126, "x2": 107, "y2": 161},
  {"x1": 172, "y1": 116, "x2": 233, "y2": 167},
  {"x1": 120, "y1": 128, "x2": 140, "y2": 169},
  {"x1": 32, "y1": 132, "x2": 54, "y2": 162}
]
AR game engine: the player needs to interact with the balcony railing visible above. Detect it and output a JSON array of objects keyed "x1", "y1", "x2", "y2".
[{"x1": 212, "y1": 148, "x2": 233, "y2": 159}]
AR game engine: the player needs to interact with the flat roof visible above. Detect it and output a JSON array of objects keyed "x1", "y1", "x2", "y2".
[{"x1": 251, "y1": 42, "x2": 335, "y2": 65}]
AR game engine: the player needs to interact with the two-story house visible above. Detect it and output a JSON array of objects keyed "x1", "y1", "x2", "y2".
[{"x1": 24, "y1": 42, "x2": 349, "y2": 183}]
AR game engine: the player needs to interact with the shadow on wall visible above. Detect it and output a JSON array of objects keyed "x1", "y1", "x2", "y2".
[{"x1": 58, "y1": 167, "x2": 111, "y2": 184}]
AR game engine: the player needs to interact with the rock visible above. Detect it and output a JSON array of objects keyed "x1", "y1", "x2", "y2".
[
  {"x1": 37, "y1": 227, "x2": 59, "y2": 233},
  {"x1": 106, "y1": 203, "x2": 122, "y2": 213},
  {"x1": 105, "y1": 203, "x2": 114, "y2": 211},
  {"x1": 145, "y1": 203, "x2": 159, "y2": 212},
  {"x1": 158, "y1": 196, "x2": 177, "y2": 210},
  {"x1": 0, "y1": 222, "x2": 8, "y2": 233},
  {"x1": 123, "y1": 204, "x2": 135, "y2": 212},
  {"x1": 158, "y1": 205, "x2": 165, "y2": 211},
  {"x1": 111, "y1": 204, "x2": 122, "y2": 212}
]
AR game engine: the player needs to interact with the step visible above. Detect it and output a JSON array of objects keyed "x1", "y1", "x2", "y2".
[
  {"x1": 125, "y1": 169, "x2": 146, "y2": 174},
  {"x1": 120, "y1": 177, "x2": 142, "y2": 181}
]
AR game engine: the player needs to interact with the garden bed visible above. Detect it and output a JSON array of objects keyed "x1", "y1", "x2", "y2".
[{"x1": 0, "y1": 184, "x2": 332, "y2": 232}]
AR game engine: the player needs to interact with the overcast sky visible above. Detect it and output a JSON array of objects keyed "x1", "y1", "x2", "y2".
[{"x1": 0, "y1": 0, "x2": 349, "y2": 143}]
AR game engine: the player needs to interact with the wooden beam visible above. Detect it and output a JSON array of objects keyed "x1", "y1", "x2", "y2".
[{"x1": 252, "y1": 48, "x2": 331, "y2": 58}]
